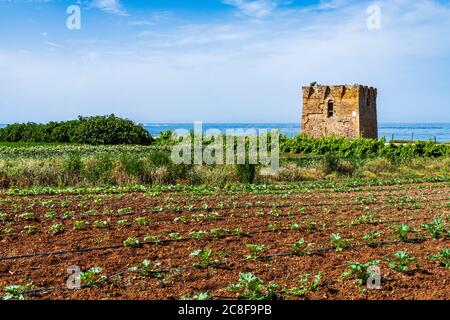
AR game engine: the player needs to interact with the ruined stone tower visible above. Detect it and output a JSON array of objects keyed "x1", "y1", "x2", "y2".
[{"x1": 301, "y1": 84, "x2": 378, "y2": 139}]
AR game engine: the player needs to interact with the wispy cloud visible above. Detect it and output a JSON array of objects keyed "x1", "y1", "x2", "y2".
[
  {"x1": 316, "y1": 0, "x2": 351, "y2": 10},
  {"x1": 1, "y1": 0, "x2": 450, "y2": 123},
  {"x1": 129, "y1": 11, "x2": 174, "y2": 26},
  {"x1": 44, "y1": 41, "x2": 63, "y2": 49},
  {"x1": 91, "y1": 0, "x2": 128, "y2": 16},
  {"x1": 223, "y1": 0, "x2": 278, "y2": 18}
]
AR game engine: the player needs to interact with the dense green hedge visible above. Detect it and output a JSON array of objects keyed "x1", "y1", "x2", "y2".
[
  {"x1": 0, "y1": 115, "x2": 153, "y2": 145},
  {"x1": 279, "y1": 134, "x2": 450, "y2": 161},
  {"x1": 1, "y1": 117, "x2": 449, "y2": 161}
]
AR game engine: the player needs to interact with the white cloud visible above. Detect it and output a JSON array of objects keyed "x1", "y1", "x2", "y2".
[
  {"x1": 44, "y1": 41, "x2": 63, "y2": 49},
  {"x1": 81, "y1": 52, "x2": 98, "y2": 64},
  {"x1": 129, "y1": 11, "x2": 174, "y2": 26},
  {"x1": 91, "y1": 0, "x2": 128, "y2": 16},
  {"x1": 223, "y1": 0, "x2": 277, "y2": 18},
  {"x1": 1, "y1": 0, "x2": 450, "y2": 123},
  {"x1": 315, "y1": 0, "x2": 351, "y2": 10}
]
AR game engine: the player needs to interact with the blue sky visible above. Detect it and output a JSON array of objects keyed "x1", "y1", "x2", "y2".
[{"x1": 0, "y1": 0, "x2": 450, "y2": 123}]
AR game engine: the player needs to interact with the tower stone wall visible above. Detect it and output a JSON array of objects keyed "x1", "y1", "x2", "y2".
[{"x1": 301, "y1": 84, "x2": 378, "y2": 139}]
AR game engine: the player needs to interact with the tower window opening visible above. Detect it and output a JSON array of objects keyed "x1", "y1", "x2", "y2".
[{"x1": 327, "y1": 100, "x2": 334, "y2": 118}]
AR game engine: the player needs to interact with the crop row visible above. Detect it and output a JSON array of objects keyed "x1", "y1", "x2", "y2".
[
  {"x1": 3, "y1": 176, "x2": 449, "y2": 197},
  {"x1": 2, "y1": 194, "x2": 448, "y2": 229},
  {"x1": 2, "y1": 231, "x2": 448, "y2": 300},
  {"x1": 1, "y1": 181, "x2": 448, "y2": 212},
  {"x1": 2, "y1": 208, "x2": 448, "y2": 262}
]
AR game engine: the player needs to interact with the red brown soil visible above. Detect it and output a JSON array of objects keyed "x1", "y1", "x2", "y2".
[{"x1": 0, "y1": 181, "x2": 449, "y2": 300}]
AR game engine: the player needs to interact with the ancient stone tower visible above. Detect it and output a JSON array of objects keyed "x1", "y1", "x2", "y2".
[{"x1": 301, "y1": 84, "x2": 378, "y2": 139}]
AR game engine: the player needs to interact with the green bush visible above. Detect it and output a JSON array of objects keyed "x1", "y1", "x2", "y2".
[
  {"x1": 118, "y1": 153, "x2": 144, "y2": 178},
  {"x1": 83, "y1": 154, "x2": 114, "y2": 184},
  {"x1": 0, "y1": 115, "x2": 153, "y2": 145},
  {"x1": 148, "y1": 151, "x2": 172, "y2": 167},
  {"x1": 279, "y1": 134, "x2": 450, "y2": 161},
  {"x1": 61, "y1": 154, "x2": 83, "y2": 185},
  {"x1": 235, "y1": 163, "x2": 256, "y2": 184},
  {"x1": 61, "y1": 154, "x2": 83, "y2": 176},
  {"x1": 323, "y1": 153, "x2": 340, "y2": 174}
]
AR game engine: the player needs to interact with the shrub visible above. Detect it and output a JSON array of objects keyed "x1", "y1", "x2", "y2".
[
  {"x1": 117, "y1": 153, "x2": 144, "y2": 178},
  {"x1": 146, "y1": 151, "x2": 189, "y2": 183},
  {"x1": 323, "y1": 153, "x2": 355, "y2": 176},
  {"x1": 235, "y1": 163, "x2": 256, "y2": 184},
  {"x1": 0, "y1": 115, "x2": 153, "y2": 145},
  {"x1": 188, "y1": 165, "x2": 235, "y2": 186},
  {"x1": 83, "y1": 154, "x2": 114, "y2": 184},
  {"x1": 61, "y1": 154, "x2": 83, "y2": 185},
  {"x1": 148, "y1": 151, "x2": 172, "y2": 167},
  {"x1": 279, "y1": 134, "x2": 450, "y2": 161},
  {"x1": 274, "y1": 163, "x2": 324, "y2": 182},
  {"x1": 324, "y1": 153, "x2": 340, "y2": 174}
]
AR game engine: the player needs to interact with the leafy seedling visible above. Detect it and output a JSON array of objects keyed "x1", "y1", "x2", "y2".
[
  {"x1": 361, "y1": 231, "x2": 381, "y2": 247},
  {"x1": 1, "y1": 283, "x2": 33, "y2": 300},
  {"x1": 123, "y1": 237, "x2": 142, "y2": 248},
  {"x1": 286, "y1": 273, "x2": 323, "y2": 297},
  {"x1": 421, "y1": 219, "x2": 447, "y2": 239},
  {"x1": 50, "y1": 223, "x2": 65, "y2": 235},
  {"x1": 190, "y1": 249, "x2": 220, "y2": 268},
  {"x1": 22, "y1": 225, "x2": 38, "y2": 234},
  {"x1": 135, "y1": 217, "x2": 150, "y2": 226},
  {"x1": 18, "y1": 212, "x2": 36, "y2": 221},
  {"x1": 392, "y1": 224, "x2": 416, "y2": 242},
  {"x1": 287, "y1": 239, "x2": 314, "y2": 256},
  {"x1": 92, "y1": 220, "x2": 109, "y2": 229},
  {"x1": 428, "y1": 249, "x2": 450, "y2": 268},
  {"x1": 343, "y1": 260, "x2": 381, "y2": 285},
  {"x1": 245, "y1": 244, "x2": 267, "y2": 260},
  {"x1": 330, "y1": 233, "x2": 350, "y2": 252},
  {"x1": 143, "y1": 235, "x2": 162, "y2": 244},
  {"x1": 180, "y1": 292, "x2": 211, "y2": 300},
  {"x1": 77, "y1": 267, "x2": 106, "y2": 287},
  {"x1": 168, "y1": 232, "x2": 182, "y2": 241},
  {"x1": 73, "y1": 220, "x2": 89, "y2": 230},
  {"x1": 129, "y1": 259, "x2": 163, "y2": 278},
  {"x1": 387, "y1": 251, "x2": 416, "y2": 273},
  {"x1": 227, "y1": 273, "x2": 281, "y2": 300}
]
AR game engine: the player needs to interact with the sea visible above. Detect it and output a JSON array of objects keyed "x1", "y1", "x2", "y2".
[
  {"x1": 142, "y1": 123, "x2": 450, "y2": 142},
  {"x1": 1, "y1": 123, "x2": 449, "y2": 142}
]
